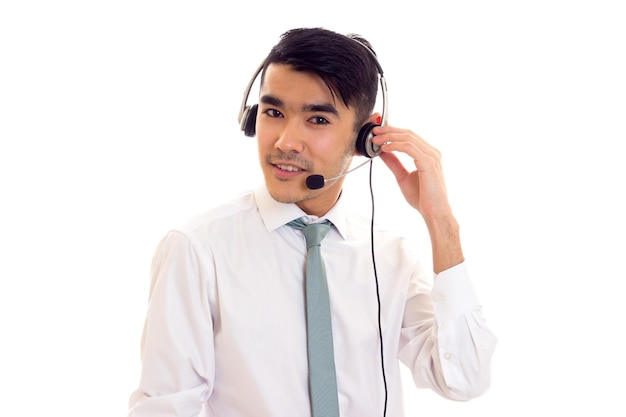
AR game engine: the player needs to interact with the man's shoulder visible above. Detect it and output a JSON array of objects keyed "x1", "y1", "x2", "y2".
[{"x1": 176, "y1": 190, "x2": 258, "y2": 236}]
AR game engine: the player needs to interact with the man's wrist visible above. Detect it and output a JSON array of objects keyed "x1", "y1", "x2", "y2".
[{"x1": 426, "y1": 214, "x2": 464, "y2": 274}]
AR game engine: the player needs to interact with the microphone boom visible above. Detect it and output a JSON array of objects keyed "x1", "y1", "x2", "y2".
[{"x1": 305, "y1": 158, "x2": 373, "y2": 190}]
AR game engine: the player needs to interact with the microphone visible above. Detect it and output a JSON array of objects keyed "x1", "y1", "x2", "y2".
[{"x1": 306, "y1": 159, "x2": 373, "y2": 190}]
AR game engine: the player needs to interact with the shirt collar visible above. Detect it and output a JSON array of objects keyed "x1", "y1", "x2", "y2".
[{"x1": 254, "y1": 184, "x2": 349, "y2": 239}]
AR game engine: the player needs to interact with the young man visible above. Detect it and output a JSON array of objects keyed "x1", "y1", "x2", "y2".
[{"x1": 128, "y1": 27, "x2": 497, "y2": 417}]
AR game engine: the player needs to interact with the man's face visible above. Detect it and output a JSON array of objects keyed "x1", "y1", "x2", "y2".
[{"x1": 256, "y1": 63, "x2": 358, "y2": 216}]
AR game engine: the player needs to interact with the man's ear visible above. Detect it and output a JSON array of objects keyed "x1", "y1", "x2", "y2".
[{"x1": 369, "y1": 112, "x2": 382, "y2": 126}]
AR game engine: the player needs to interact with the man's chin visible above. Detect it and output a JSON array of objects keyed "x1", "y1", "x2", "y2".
[
  {"x1": 266, "y1": 180, "x2": 317, "y2": 205},
  {"x1": 265, "y1": 182, "x2": 298, "y2": 203}
]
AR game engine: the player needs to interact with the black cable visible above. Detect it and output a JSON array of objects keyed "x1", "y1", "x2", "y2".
[{"x1": 368, "y1": 159, "x2": 388, "y2": 417}]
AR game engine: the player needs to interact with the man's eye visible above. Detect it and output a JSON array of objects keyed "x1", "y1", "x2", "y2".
[
  {"x1": 264, "y1": 109, "x2": 283, "y2": 118},
  {"x1": 310, "y1": 116, "x2": 329, "y2": 125}
]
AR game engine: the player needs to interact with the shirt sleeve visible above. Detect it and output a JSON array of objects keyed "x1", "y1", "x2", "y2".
[
  {"x1": 127, "y1": 231, "x2": 214, "y2": 416},
  {"x1": 397, "y1": 262, "x2": 497, "y2": 401}
]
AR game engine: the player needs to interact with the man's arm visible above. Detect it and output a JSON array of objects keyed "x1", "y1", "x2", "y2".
[{"x1": 372, "y1": 125, "x2": 464, "y2": 273}]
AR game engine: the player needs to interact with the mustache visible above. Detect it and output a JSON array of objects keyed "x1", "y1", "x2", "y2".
[{"x1": 266, "y1": 153, "x2": 313, "y2": 171}]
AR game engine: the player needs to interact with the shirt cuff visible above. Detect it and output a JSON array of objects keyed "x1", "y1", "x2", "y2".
[{"x1": 431, "y1": 262, "x2": 481, "y2": 319}]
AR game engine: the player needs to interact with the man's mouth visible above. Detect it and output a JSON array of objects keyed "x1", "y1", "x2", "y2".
[{"x1": 275, "y1": 164, "x2": 304, "y2": 172}]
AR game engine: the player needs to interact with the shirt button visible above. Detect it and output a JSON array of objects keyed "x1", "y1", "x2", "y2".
[{"x1": 443, "y1": 352, "x2": 452, "y2": 360}]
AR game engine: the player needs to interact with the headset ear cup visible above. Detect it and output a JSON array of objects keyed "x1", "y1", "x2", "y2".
[
  {"x1": 355, "y1": 122, "x2": 381, "y2": 158},
  {"x1": 240, "y1": 104, "x2": 258, "y2": 137}
]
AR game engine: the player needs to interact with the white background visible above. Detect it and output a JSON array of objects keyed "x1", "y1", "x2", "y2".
[{"x1": 1, "y1": 1, "x2": 625, "y2": 416}]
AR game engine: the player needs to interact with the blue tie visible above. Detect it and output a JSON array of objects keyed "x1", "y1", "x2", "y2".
[{"x1": 288, "y1": 218, "x2": 340, "y2": 417}]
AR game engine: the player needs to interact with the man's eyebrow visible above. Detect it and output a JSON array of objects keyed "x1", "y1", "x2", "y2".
[
  {"x1": 260, "y1": 94, "x2": 283, "y2": 107},
  {"x1": 260, "y1": 94, "x2": 339, "y2": 117},
  {"x1": 302, "y1": 103, "x2": 339, "y2": 116}
]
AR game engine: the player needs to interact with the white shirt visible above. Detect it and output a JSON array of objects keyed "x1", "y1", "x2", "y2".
[{"x1": 128, "y1": 185, "x2": 497, "y2": 417}]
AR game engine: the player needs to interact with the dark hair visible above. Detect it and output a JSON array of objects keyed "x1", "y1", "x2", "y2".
[{"x1": 261, "y1": 27, "x2": 380, "y2": 132}]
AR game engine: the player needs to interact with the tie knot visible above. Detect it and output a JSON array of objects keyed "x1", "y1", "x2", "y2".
[{"x1": 287, "y1": 218, "x2": 332, "y2": 248}]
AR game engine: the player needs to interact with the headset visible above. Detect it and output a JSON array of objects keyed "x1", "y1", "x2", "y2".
[{"x1": 237, "y1": 39, "x2": 389, "y2": 159}]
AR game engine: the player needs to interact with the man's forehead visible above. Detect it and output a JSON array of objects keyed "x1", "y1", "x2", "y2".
[{"x1": 260, "y1": 64, "x2": 351, "y2": 114}]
